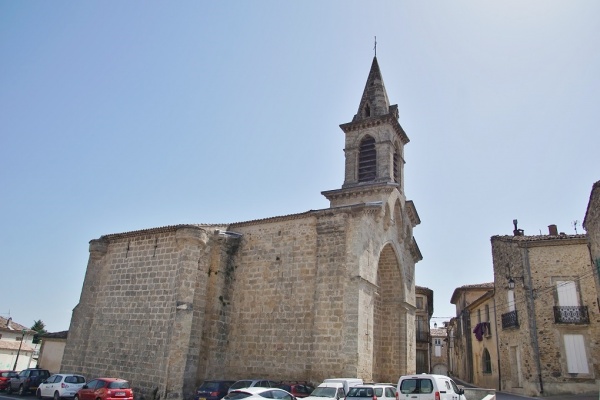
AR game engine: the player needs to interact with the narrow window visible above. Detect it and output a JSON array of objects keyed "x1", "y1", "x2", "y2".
[
  {"x1": 393, "y1": 148, "x2": 400, "y2": 183},
  {"x1": 364, "y1": 104, "x2": 371, "y2": 117},
  {"x1": 358, "y1": 136, "x2": 376, "y2": 182},
  {"x1": 477, "y1": 309, "x2": 481, "y2": 324},
  {"x1": 483, "y1": 348, "x2": 492, "y2": 373}
]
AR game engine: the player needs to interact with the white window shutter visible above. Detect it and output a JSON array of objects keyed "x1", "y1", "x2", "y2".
[
  {"x1": 564, "y1": 334, "x2": 589, "y2": 373},
  {"x1": 507, "y1": 290, "x2": 515, "y2": 311},
  {"x1": 557, "y1": 281, "x2": 578, "y2": 306}
]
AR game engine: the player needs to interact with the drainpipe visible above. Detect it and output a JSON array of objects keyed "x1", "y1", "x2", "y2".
[
  {"x1": 523, "y1": 242, "x2": 544, "y2": 395},
  {"x1": 493, "y1": 295, "x2": 501, "y2": 391}
]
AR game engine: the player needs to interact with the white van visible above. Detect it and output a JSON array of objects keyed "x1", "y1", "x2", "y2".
[{"x1": 397, "y1": 374, "x2": 465, "y2": 400}]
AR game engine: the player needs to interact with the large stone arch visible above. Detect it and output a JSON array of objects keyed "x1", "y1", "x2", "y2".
[{"x1": 373, "y1": 242, "x2": 407, "y2": 382}]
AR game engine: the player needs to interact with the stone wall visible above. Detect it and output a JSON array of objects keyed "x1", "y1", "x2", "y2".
[
  {"x1": 492, "y1": 235, "x2": 599, "y2": 396},
  {"x1": 63, "y1": 199, "x2": 417, "y2": 400},
  {"x1": 583, "y1": 180, "x2": 600, "y2": 304}
]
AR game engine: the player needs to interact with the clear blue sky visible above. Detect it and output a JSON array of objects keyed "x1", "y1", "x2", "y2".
[{"x1": 2, "y1": 1, "x2": 599, "y2": 332}]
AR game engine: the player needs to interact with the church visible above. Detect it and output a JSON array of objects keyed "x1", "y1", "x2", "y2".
[{"x1": 61, "y1": 56, "x2": 422, "y2": 400}]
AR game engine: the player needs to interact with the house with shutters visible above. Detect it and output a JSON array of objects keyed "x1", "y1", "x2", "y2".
[{"x1": 491, "y1": 224, "x2": 600, "y2": 397}]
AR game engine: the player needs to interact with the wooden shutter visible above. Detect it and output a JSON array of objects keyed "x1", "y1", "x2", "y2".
[
  {"x1": 556, "y1": 281, "x2": 578, "y2": 306},
  {"x1": 564, "y1": 334, "x2": 589, "y2": 373}
]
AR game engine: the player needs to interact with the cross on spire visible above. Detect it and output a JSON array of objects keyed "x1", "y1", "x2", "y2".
[{"x1": 374, "y1": 36, "x2": 377, "y2": 57}]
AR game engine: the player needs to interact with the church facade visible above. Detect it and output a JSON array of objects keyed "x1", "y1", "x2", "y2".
[{"x1": 61, "y1": 57, "x2": 422, "y2": 400}]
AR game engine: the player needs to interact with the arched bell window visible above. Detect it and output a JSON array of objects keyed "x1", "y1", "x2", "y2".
[{"x1": 358, "y1": 135, "x2": 376, "y2": 182}]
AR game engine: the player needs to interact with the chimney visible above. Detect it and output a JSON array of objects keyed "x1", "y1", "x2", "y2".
[
  {"x1": 6, "y1": 317, "x2": 11, "y2": 329},
  {"x1": 548, "y1": 224, "x2": 558, "y2": 236}
]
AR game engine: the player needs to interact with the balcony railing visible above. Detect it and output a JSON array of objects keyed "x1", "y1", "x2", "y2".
[
  {"x1": 553, "y1": 306, "x2": 590, "y2": 324},
  {"x1": 416, "y1": 330, "x2": 429, "y2": 342},
  {"x1": 501, "y1": 310, "x2": 519, "y2": 329}
]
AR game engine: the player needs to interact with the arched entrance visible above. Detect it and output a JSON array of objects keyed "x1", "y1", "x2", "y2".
[{"x1": 373, "y1": 243, "x2": 405, "y2": 383}]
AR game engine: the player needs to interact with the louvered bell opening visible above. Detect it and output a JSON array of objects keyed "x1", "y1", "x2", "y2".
[
  {"x1": 393, "y1": 150, "x2": 399, "y2": 183},
  {"x1": 358, "y1": 136, "x2": 376, "y2": 182}
]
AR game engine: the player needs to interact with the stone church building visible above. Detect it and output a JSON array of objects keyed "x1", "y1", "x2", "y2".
[{"x1": 61, "y1": 57, "x2": 422, "y2": 400}]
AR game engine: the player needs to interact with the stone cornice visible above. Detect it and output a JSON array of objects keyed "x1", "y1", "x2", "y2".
[
  {"x1": 340, "y1": 113, "x2": 409, "y2": 145},
  {"x1": 491, "y1": 234, "x2": 587, "y2": 247},
  {"x1": 406, "y1": 200, "x2": 420, "y2": 227},
  {"x1": 322, "y1": 183, "x2": 398, "y2": 202},
  {"x1": 410, "y1": 237, "x2": 423, "y2": 263}
]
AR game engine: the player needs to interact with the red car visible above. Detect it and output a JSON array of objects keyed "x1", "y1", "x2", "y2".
[
  {"x1": 74, "y1": 378, "x2": 133, "y2": 400},
  {"x1": 0, "y1": 370, "x2": 18, "y2": 391}
]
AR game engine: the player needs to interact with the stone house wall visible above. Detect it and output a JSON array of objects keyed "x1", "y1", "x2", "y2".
[
  {"x1": 583, "y1": 180, "x2": 600, "y2": 301},
  {"x1": 492, "y1": 235, "x2": 599, "y2": 397}
]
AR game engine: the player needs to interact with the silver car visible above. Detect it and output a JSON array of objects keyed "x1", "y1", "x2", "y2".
[{"x1": 345, "y1": 385, "x2": 396, "y2": 400}]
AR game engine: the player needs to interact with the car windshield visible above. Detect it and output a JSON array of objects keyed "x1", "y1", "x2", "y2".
[
  {"x1": 309, "y1": 388, "x2": 336, "y2": 397},
  {"x1": 199, "y1": 382, "x2": 221, "y2": 391},
  {"x1": 65, "y1": 376, "x2": 85, "y2": 384},
  {"x1": 230, "y1": 381, "x2": 252, "y2": 390},
  {"x1": 224, "y1": 391, "x2": 252, "y2": 400},
  {"x1": 108, "y1": 381, "x2": 130, "y2": 389},
  {"x1": 347, "y1": 388, "x2": 373, "y2": 397}
]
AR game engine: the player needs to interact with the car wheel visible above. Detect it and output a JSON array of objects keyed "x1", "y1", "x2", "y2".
[
  {"x1": 54, "y1": 391, "x2": 61, "y2": 400},
  {"x1": 37, "y1": 389, "x2": 43, "y2": 399},
  {"x1": 74, "y1": 395, "x2": 80, "y2": 400},
  {"x1": 18, "y1": 385, "x2": 26, "y2": 396},
  {"x1": 7, "y1": 385, "x2": 13, "y2": 394}
]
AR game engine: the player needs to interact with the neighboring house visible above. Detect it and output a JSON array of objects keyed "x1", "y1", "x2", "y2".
[
  {"x1": 415, "y1": 286, "x2": 433, "y2": 374},
  {"x1": 491, "y1": 224, "x2": 599, "y2": 397},
  {"x1": 37, "y1": 331, "x2": 68, "y2": 374},
  {"x1": 62, "y1": 56, "x2": 422, "y2": 400},
  {"x1": 583, "y1": 180, "x2": 600, "y2": 299},
  {"x1": 430, "y1": 326, "x2": 448, "y2": 376},
  {"x1": 465, "y1": 289, "x2": 497, "y2": 390},
  {"x1": 448, "y1": 282, "x2": 494, "y2": 384},
  {"x1": 0, "y1": 317, "x2": 35, "y2": 371}
]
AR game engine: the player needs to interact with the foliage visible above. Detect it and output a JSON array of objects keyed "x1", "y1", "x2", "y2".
[{"x1": 31, "y1": 320, "x2": 47, "y2": 344}]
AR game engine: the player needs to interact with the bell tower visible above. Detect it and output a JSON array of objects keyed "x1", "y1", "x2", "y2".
[{"x1": 322, "y1": 57, "x2": 410, "y2": 208}]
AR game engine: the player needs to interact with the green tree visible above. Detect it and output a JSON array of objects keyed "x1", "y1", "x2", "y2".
[{"x1": 31, "y1": 320, "x2": 47, "y2": 344}]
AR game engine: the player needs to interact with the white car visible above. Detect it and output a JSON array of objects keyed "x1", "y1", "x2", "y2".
[
  {"x1": 346, "y1": 385, "x2": 396, "y2": 400},
  {"x1": 37, "y1": 374, "x2": 86, "y2": 400},
  {"x1": 223, "y1": 387, "x2": 296, "y2": 400}
]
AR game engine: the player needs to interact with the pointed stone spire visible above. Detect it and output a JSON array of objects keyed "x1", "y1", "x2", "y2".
[{"x1": 353, "y1": 57, "x2": 391, "y2": 122}]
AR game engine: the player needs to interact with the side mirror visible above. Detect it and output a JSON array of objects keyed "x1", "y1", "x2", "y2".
[
  {"x1": 456, "y1": 387, "x2": 464, "y2": 395},
  {"x1": 82, "y1": 385, "x2": 89, "y2": 389}
]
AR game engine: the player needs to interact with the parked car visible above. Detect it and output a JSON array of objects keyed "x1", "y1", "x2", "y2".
[
  {"x1": 277, "y1": 383, "x2": 314, "y2": 398},
  {"x1": 7, "y1": 368, "x2": 51, "y2": 395},
  {"x1": 223, "y1": 387, "x2": 295, "y2": 400},
  {"x1": 0, "y1": 370, "x2": 18, "y2": 391},
  {"x1": 37, "y1": 374, "x2": 86, "y2": 400},
  {"x1": 194, "y1": 380, "x2": 236, "y2": 400},
  {"x1": 397, "y1": 374, "x2": 465, "y2": 400},
  {"x1": 228, "y1": 380, "x2": 279, "y2": 393},
  {"x1": 74, "y1": 378, "x2": 133, "y2": 400},
  {"x1": 345, "y1": 384, "x2": 395, "y2": 400}
]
